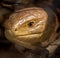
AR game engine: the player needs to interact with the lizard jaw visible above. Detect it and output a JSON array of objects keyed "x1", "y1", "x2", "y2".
[{"x1": 5, "y1": 30, "x2": 43, "y2": 49}]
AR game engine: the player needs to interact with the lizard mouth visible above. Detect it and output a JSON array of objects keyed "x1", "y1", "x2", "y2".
[
  {"x1": 15, "y1": 33, "x2": 43, "y2": 44},
  {"x1": 17, "y1": 33, "x2": 42, "y2": 36},
  {"x1": 16, "y1": 33, "x2": 43, "y2": 38},
  {"x1": 5, "y1": 30, "x2": 43, "y2": 43},
  {"x1": 5, "y1": 30, "x2": 43, "y2": 49},
  {"x1": 5, "y1": 30, "x2": 43, "y2": 39}
]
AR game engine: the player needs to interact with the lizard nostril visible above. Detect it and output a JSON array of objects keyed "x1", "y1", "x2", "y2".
[
  {"x1": 28, "y1": 22, "x2": 34, "y2": 27},
  {"x1": 15, "y1": 28, "x2": 17, "y2": 31}
]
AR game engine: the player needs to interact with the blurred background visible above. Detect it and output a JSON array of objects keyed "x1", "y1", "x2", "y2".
[{"x1": 0, "y1": 0, "x2": 60, "y2": 58}]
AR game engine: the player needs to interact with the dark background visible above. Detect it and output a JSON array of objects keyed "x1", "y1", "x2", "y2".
[{"x1": 0, "y1": 0, "x2": 60, "y2": 58}]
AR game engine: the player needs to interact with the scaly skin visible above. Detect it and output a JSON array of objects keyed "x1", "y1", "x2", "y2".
[{"x1": 4, "y1": 7, "x2": 58, "y2": 49}]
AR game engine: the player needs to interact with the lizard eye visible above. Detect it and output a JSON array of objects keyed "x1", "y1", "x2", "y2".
[{"x1": 28, "y1": 21, "x2": 34, "y2": 27}]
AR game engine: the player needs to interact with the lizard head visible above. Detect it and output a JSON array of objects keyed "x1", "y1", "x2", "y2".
[{"x1": 4, "y1": 7, "x2": 58, "y2": 49}]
